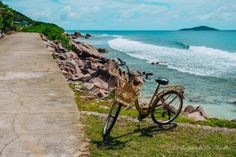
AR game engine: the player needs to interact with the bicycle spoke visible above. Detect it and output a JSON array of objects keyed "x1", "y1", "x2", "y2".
[
  {"x1": 162, "y1": 94, "x2": 172, "y2": 101},
  {"x1": 151, "y1": 91, "x2": 183, "y2": 125},
  {"x1": 167, "y1": 95, "x2": 178, "y2": 106}
]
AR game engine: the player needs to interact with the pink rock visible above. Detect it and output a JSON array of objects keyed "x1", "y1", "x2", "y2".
[
  {"x1": 184, "y1": 105, "x2": 195, "y2": 113},
  {"x1": 97, "y1": 59, "x2": 121, "y2": 88},
  {"x1": 92, "y1": 88, "x2": 109, "y2": 98},
  {"x1": 47, "y1": 46, "x2": 55, "y2": 52},
  {"x1": 84, "y1": 59, "x2": 103, "y2": 70},
  {"x1": 79, "y1": 74, "x2": 91, "y2": 82},
  {"x1": 195, "y1": 106, "x2": 208, "y2": 118},
  {"x1": 187, "y1": 111, "x2": 207, "y2": 121},
  {"x1": 92, "y1": 77, "x2": 109, "y2": 90},
  {"x1": 71, "y1": 41, "x2": 103, "y2": 59},
  {"x1": 65, "y1": 59, "x2": 82, "y2": 75},
  {"x1": 66, "y1": 51, "x2": 78, "y2": 59}
]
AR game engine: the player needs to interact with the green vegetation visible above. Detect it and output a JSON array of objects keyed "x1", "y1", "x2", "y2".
[
  {"x1": 70, "y1": 84, "x2": 236, "y2": 129},
  {"x1": 0, "y1": 1, "x2": 71, "y2": 49},
  {"x1": 0, "y1": 2, "x2": 14, "y2": 32},
  {"x1": 22, "y1": 22, "x2": 71, "y2": 49},
  {"x1": 0, "y1": 2, "x2": 34, "y2": 32},
  {"x1": 179, "y1": 26, "x2": 218, "y2": 31},
  {"x1": 83, "y1": 115, "x2": 236, "y2": 157}
]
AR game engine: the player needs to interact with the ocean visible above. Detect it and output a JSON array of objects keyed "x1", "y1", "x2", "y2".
[{"x1": 67, "y1": 30, "x2": 236, "y2": 119}]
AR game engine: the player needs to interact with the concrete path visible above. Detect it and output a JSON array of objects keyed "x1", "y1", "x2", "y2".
[{"x1": 0, "y1": 33, "x2": 81, "y2": 157}]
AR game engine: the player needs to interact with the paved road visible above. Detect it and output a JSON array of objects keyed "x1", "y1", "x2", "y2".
[{"x1": 0, "y1": 33, "x2": 81, "y2": 157}]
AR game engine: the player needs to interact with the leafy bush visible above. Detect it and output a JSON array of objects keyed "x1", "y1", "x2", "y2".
[
  {"x1": 1, "y1": 1, "x2": 71, "y2": 49},
  {"x1": 0, "y1": 6, "x2": 15, "y2": 32},
  {"x1": 0, "y1": 15, "x2": 3, "y2": 30},
  {"x1": 22, "y1": 22, "x2": 71, "y2": 49}
]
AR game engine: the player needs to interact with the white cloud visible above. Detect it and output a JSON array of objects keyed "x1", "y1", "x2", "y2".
[
  {"x1": 2, "y1": 0, "x2": 236, "y2": 29},
  {"x1": 197, "y1": 4, "x2": 236, "y2": 21}
]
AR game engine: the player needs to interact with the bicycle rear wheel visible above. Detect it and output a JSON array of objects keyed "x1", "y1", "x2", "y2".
[
  {"x1": 102, "y1": 102, "x2": 122, "y2": 139},
  {"x1": 151, "y1": 90, "x2": 183, "y2": 125}
]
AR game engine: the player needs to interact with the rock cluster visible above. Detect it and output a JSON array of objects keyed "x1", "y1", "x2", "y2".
[
  {"x1": 42, "y1": 33, "x2": 212, "y2": 122},
  {"x1": 42, "y1": 34, "x2": 142, "y2": 99},
  {"x1": 183, "y1": 105, "x2": 208, "y2": 121},
  {"x1": 97, "y1": 48, "x2": 109, "y2": 53},
  {"x1": 65, "y1": 31, "x2": 93, "y2": 39}
]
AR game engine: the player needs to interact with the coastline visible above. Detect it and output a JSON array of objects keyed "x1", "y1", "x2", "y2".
[
  {"x1": 77, "y1": 30, "x2": 236, "y2": 120},
  {"x1": 1, "y1": 1, "x2": 236, "y2": 156},
  {"x1": 2, "y1": 0, "x2": 235, "y2": 121},
  {"x1": 41, "y1": 31, "x2": 236, "y2": 123}
]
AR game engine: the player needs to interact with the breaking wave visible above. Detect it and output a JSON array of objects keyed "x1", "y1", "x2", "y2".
[{"x1": 108, "y1": 38, "x2": 236, "y2": 78}]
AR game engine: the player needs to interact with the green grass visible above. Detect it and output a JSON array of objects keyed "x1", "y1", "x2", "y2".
[
  {"x1": 70, "y1": 84, "x2": 236, "y2": 129},
  {"x1": 22, "y1": 22, "x2": 71, "y2": 49},
  {"x1": 82, "y1": 115, "x2": 236, "y2": 157}
]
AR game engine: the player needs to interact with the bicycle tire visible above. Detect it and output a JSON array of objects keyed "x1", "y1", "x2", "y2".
[
  {"x1": 151, "y1": 90, "x2": 183, "y2": 125},
  {"x1": 102, "y1": 102, "x2": 122, "y2": 139}
]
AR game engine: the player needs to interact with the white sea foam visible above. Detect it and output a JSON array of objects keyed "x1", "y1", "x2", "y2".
[
  {"x1": 96, "y1": 34, "x2": 123, "y2": 38},
  {"x1": 108, "y1": 38, "x2": 236, "y2": 77}
]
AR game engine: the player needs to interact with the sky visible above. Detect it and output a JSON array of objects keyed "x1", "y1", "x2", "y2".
[{"x1": 2, "y1": 0, "x2": 236, "y2": 30}]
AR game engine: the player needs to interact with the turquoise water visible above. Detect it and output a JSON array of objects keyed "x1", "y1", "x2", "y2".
[{"x1": 68, "y1": 30, "x2": 236, "y2": 119}]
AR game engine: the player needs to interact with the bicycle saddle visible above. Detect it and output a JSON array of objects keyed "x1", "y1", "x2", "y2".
[{"x1": 155, "y1": 78, "x2": 169, "y2": 85}]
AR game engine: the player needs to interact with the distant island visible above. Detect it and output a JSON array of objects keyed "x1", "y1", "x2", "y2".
[{"x1": 179, "y1": 26, "x2": 219, "y2": 31}]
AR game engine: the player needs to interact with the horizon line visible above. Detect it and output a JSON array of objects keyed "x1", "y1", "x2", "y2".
[{"x1": 65, "y1": 29, "x2": 236, "y2": 31}]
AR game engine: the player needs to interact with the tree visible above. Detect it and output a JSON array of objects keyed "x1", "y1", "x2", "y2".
[
  {"x1": 0, "y1": 8, "x2": 14, "y2": 32},
  {"x1": 0, "y1": 15, "x2": 3, "y2": 30}
]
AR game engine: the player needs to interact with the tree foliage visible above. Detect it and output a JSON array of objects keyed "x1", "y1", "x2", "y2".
[{"x1": 0, "y1": 1, "x2": 71, "y2": 49}]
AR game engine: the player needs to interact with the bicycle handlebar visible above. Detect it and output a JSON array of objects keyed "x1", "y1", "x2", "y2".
[
  {"x1": 142, "y1": 72, "x2": 153, "y2": 80},
  {"x1": 118, "y1": 58, "x2": 124, "y2": 65},
  {"x1": 117, "y1": 58, "x2": 130, "y2": 77},
  {"x1": 117, "y1": 58, "x2": 153, "y2": 80}
]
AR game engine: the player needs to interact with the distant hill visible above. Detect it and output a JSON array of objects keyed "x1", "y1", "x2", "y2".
[
  {"x1": 179, "y1": 26, "x2": 219, "y2": 31},
  {"x1": 0, "y1": 1, "x2": 71, "y2": 49},
  {"x1": 0, "y1": 2, "x2": 34, "y2": 32}
]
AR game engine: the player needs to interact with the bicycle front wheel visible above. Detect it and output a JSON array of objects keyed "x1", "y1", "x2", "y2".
[
  {"x1": 102, "y1": 102, "x2": 122, "y2": 139},
  {"x1": 151, "y1": 90, "x2": 183, "y2": 125}
]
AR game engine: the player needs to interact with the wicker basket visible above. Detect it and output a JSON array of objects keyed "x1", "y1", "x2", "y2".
[{"x1": 115, "y1": 79, "x2": 140, "y2": 106}]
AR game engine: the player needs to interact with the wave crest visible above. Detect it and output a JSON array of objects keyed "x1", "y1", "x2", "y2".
[
  {"x1": 96, "y1": 34, "x2": 123, "y2": 38},
  {"x1": 108, "y1": 38, "x2": 236, "y2": 77}
]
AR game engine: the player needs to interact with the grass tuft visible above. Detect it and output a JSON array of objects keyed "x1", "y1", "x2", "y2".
[
  {"x1": 82, "y1": 115, "x2": 236, "y2": 157},
  {"x1": 70, "y1": 84, "x2": 236, "y2": 129}
]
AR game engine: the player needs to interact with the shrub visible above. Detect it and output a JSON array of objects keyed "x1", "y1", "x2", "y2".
[{"x1": 22, "y1": 22, "x2": 71, "y2": 49}]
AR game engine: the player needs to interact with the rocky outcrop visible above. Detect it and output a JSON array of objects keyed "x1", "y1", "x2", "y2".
[
  {"x1": 183, "y1": 105, "x2": 208, "y2": 121},
  {"x1": 231, "y1": 119, "x2": 236, "y2": 122},
  {"x1": 184, "y1": 105, "x2": 195, "y2": 113},
  {"x1": 92, "y1": 77, "x2": 109, "y2": 90},
  {"x1": 97, "y1": 48, "x2": 109, "y2": 53},
  {"x1": 71, "y1": 41, "x2": 105, "y2": 60},
  {"x1": 65, "y1": 31, "x2": 93, "y2": 39},
  {"x1": 96, "y1": 59, "x2": 121, "y2": 88},
  {"x1": 151, "y1": 60, "x2": 167, "y2": 65},
  {"x1": 42, "y1": 34, "x2": 136, "y2": 99},
  {"x1": 85, "y1": 34, "x2": 93, "y2": 38},
  {"x1": 151, "y1": 61, "x2": 161, "y2": 65}
]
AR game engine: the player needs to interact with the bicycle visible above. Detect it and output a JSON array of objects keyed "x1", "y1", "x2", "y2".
[{"x1": 102, "y1": 58, "x2": 184, "y2": 139}]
